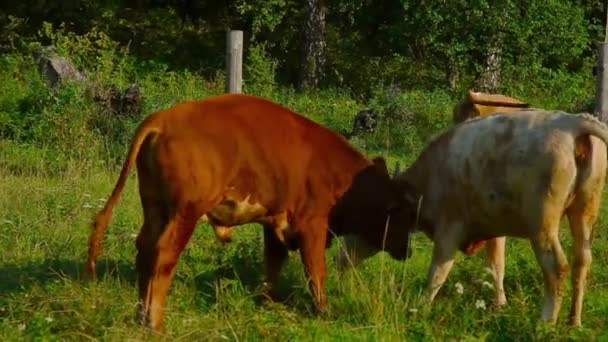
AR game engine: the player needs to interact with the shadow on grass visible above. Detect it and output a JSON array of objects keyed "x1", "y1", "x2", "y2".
[
  {"x1": 0, "y1": 258, "x2": 136, "y2": 297},
  {"x1": 189, "y1": 249, "x2": 317, "y2": 316},
  {"x1": 0, "y1": 251, "x2": 317, "y2": 316}
]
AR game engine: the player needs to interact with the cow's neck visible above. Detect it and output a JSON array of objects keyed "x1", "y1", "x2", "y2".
[
  {"x1": 400, "y1": 163, "x2": 434, "y2": 235},
  {"x1": 401, "y1": 142, "x2": 452, "y2": 235},
  {"x1": 400, "y1": 129, "x2": 455, "y2": 236}
]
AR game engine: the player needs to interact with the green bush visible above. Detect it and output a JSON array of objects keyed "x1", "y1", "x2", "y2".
[
  {"x1": 0, "y1": 20, "x2": 602, "y2": 175},
  {"x1": 501, "y1": 62, "x2": 596, "y2": 112},
  {"x1": 364, "y1": 87, "x2": 455, "y2": 158},
  {"x1": 243, "y1": 42, "x2": 279, "y2": 97},
  {"x1": 35, "y1": 22, "x2": 134, "y2": 88},
  {"x1": 0, "y1": 52, "x2": 97, "y2": 161},
  {"x1": 0, "y1": 24, "x2": 230, "y2": 170}
]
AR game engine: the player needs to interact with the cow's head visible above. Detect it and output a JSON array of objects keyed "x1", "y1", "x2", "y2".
[{"x1": 330, "y1": 157, "x2": 420, "y2": 270}]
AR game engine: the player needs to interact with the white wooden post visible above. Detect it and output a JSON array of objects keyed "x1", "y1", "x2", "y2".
[{"x1": 226, "y1": 30, "x2": 243, "y2": 93}]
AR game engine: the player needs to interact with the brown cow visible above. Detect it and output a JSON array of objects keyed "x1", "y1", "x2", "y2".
[
  {"x1": 84, "y1": 93, "x2": 412, "y2": 333},
  {"x1": 338, "y1": 110, "x2": 608, "y2": 327},
  {"x1": 453, "y1": 90, "x2": 530, "y2": 124}
]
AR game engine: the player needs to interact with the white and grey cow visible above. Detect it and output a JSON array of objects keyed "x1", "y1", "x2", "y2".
[{"x1": 337, "y1": 110, "x2": 608, "y2": 327}]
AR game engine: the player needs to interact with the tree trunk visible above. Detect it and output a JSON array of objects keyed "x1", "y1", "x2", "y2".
[
  {"x1": 446, "y1": 60, "x2": 459, "y2": 91},
  {"x1": 477, "y1": 39, "x2": 503, "y2": 93},
  {"x1": 297, "y1": 0, "x2": 326, "y2": 91}
]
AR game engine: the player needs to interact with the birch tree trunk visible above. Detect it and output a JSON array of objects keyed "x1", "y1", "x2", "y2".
[
  {"x1": 297, "y1": 0, "x2": 326, "y2": 91},
  {"x1": 477, "y1": 40, "x2": 503, "y2": 93}
]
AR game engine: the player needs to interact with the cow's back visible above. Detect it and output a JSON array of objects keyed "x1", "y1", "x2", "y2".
[
  {"x1": 147, "y1": 93, "x2": 369, "y2": 218},
  {"x1": 453, "y1": 91, "x2": 529, "y2": 124},
  {"x1": 415, "y1": 110, "x2": 582, "y2": 237}
]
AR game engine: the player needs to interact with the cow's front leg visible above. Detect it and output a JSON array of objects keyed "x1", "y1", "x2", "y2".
[
  {"x1": 425, "y1": 221, "x2": 460, "y2": 303},
  {"x1": 297, "y1": 217, "x2": 328, "y2": 314},
  {"x1": 485, "y1": 236, "x2": 507, "y2": 306},
  {"x1": 261, "y1": 223, "x2": 288, "y2": 301}
]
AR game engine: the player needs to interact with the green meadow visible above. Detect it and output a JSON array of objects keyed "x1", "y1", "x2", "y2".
[{"x1": 1, "y1": 138, "x2": 608, "y2": 341}]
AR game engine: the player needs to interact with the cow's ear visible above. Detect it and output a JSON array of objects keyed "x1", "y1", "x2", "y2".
[
  {"x1": 398, "y1": 180, "x2": 419, "y2": 206},
  {"x1": 371, "y1": 156, "x2": 388, "y2": 175},
  {"x1": 403, "y1": 191, "x2": 418, "y2": 206},
  {"x1": 392, "y1": 161, "x2": 401, "y2": 178}
]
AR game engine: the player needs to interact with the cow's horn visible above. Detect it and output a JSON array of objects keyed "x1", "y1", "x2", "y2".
[{"x1": 392, "y1": 161, "x2": 401, "y2": 178}]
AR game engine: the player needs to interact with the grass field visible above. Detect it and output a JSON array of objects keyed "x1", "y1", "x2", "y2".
[{"x1": 1, "y1": 138, "x2": 608, "y2": 342}]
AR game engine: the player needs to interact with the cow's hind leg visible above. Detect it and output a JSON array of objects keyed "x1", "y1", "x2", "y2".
[
  {"x1": 134, "y1": 197, "x2": 165, "y2": 327},
  {"x1": 530, "y1": 223, "x2": 568, "y2": 324},
  {"x1": 485, "y1": 236, "x2": 507, "y2": 306},
  {"x1": 136, "y1": 203, "x2": 200, "y2": 334},
  {"x1": 260, "y1": 223, "x2": 288, "y2": 301},
  {"x1": 566, "y1": 195, "x2": 600, "y2": 327}
]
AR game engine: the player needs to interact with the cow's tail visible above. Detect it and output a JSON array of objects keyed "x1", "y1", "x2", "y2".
[
  {"x1": 571, "y1": 112, "x2": 608, "y2": 146},
  {"x1": 84, "y1": 114, "x2": 161, "y2": 278}
]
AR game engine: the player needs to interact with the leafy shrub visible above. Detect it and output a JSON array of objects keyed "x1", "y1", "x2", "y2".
[
  {"x1": 35, "y1": 22, "x2": 134, "y2": 88},
  {"x1": 0, "y1": 53, "x2": 45, "y2": 141},
  {"x1": 365, "y1": 87, "x2": 455, "y2": 158},
  {"x1": 0, "y1": 23, "x2": 231, "y2": 169},
  {"x1": 0, "y1": 51, "x2": 98, "y2": 162},
  {"x1": 0, "y1": 19, "x2": 601, "y2": 176},
  {"x1": 501, "y1": 62, "x2": 596, "y2": 112},
  {"x1": 243, "y1": 42, "x2": 279, "y2": 97}
]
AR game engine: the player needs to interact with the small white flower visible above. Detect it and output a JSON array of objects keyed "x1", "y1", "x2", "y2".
[
  {"x1": 45, "y1": 316, "x2": 53, "y2": 322},
  {"x1": 84, "y1": 193, "x2": 91, "y2": 198},
  {"x1": 408, "y1": 308, "x2": 418, "y2": 313},
  {"x1": 454, "y1": 282, "x2": 464, "y2": 295},
  {"x1": 130, "y1": 234, "x2": 138, "y2": 238},
  {"x1": 17, "y1": 323, "x2": 26, "y2": 331},
  {"x1": 83, "y1": 204, "x2": 93, "y2": 208},
  {"x1": 475, "y1": 299, "x2": 486, "y2": 310},
  {"x1": 482, "y1": 281, "x2": 493, "y2": 289}
]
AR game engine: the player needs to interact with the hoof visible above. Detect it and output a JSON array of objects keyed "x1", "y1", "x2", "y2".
[
  {"x1": 568, "y1": 316, "x2": 582, "y2": 328},
  {"x1": 82, "y1": 262, "x2": 97, "y2": 281},
  {"x1": 214, "y1": 226, "x2": 233, "y2": 243},
  {"x1": 257, "y1": 281, "x2": 279, "y2": 303},
  {"x1": 314, "y1": 305, "x2": 329, "y2": 319}
]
